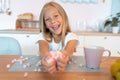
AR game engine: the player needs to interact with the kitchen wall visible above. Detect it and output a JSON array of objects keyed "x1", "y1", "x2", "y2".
[{"x1": 0, "y1": 0, "x2": 112, "y2": 32}]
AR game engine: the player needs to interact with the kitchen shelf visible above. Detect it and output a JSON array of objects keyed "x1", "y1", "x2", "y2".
[{"x1": 16, "y1": 19, "x2": 40, "y2": 31}]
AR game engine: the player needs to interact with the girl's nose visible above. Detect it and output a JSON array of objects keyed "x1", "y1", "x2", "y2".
[{"x1": 51, "y1": 18, "x2": 56, "y2": 24}]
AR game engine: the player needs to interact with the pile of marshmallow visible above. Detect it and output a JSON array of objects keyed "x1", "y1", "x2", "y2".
[{"x1": 45, "y1": 51, "x2": 64, "y2": 63}]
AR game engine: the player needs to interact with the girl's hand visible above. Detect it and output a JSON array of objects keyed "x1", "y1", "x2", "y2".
[
  {"x1": 41, "y1": 55, "x2": 57, "y2": 74},
  {"x1": 57, "y1": 51, "x2": 70, "y2": 72}
]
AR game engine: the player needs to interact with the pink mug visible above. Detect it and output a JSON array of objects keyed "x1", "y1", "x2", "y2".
[{"x1": 84, "y1": 45, "x2": 111, "y2": 69}]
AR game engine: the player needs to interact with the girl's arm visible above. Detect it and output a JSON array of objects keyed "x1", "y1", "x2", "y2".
[
  {"x1": 38, "y1": 40, "x2": 57, "y2": 74},
  {"x1": 57, "y1": 39, "x2": 78, "y2": 72},
  {"x1": 38, "y1": 40, "x2": 49, "y2": 58},
  {"x1": 64, "y1": 39, "x2": 78, "y2": 56}
]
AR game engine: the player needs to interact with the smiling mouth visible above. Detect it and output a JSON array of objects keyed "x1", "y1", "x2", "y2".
[{"x1": 52, "y1": 24, "x2": 60, "y2": 31}]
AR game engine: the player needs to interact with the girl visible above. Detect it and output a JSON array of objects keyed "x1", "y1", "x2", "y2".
[{"x1": 38, "y1": 1, "x2": 78, "y2": 74}]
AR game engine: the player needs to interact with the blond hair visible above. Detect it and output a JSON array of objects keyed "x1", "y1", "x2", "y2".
[{"x1": 39, "y1": 1, "x2": 71, "y2": 46}]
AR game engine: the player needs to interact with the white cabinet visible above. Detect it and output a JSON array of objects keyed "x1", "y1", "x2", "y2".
[
  {"x1": 74, "y1": 36, "x2": 85, "y2": 56},
  {"x1": 75, "y1": 35, "x2": 120, "y2": 57},
  {"x1": 0, "y1": 33, "x2": 39, "y2": 55},
  {"x1": 84, "y1": 36, "x2": 120, "y2": 57},
  {"x1": 84, "y1": 36, "x2": 106, "y2": 46},
  {"x1": 1, "y1": 32, "x2": 120, "y2": 57}
]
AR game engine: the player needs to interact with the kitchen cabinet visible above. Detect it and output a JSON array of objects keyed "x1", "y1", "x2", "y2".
[
  {"x1": 74, "y1": 36, "x2": 85, "y2": 56},
  {"x1": 84, "y1": 36, "x2": 120, "y2": 57},
  {"x1": 0, "y1": 33, "x2": 39, "y2": 55},
  {"x1": 0, "y1": 31, "x2": 120, "y2": 57}
]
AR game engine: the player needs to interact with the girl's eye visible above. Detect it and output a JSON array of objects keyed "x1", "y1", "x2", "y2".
[
  {"x1": 45, "y1": 18, "x2": 50, "y2": 22},
  {"x1": 54, "y1": 15, "x2": 58, "y2": 18}
]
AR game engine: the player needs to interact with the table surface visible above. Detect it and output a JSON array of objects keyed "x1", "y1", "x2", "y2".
[{"x1": 0, "y1": 55, "x2": 119, "y2": 80}]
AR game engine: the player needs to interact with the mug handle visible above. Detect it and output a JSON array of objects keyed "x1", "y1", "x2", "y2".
[{"x1": 101, "y1": 49, "x2": 111, "y2": 62}]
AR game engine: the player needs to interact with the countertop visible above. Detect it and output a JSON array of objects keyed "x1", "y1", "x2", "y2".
[
  {"x1": 0, "y1": 29, "x2": 40, "y2": 34},
  {"x1": 0, "y1": 29, "x2": 120, "y2": 36},
  {"x1": 75, "y1": 32, "x2": 120, "y2": 36},
  {"x1": 0, "y1": 55, "x2": 119, "y2": 80}
]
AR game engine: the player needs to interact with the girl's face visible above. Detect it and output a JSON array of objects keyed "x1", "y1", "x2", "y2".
[{"x1": 44, "y1": 6, "x2": 63, "y2": 36}]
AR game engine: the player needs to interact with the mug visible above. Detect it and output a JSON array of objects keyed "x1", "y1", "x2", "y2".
[{"x1": 84, "y1": 45, "x2": 111, "y2": 69}]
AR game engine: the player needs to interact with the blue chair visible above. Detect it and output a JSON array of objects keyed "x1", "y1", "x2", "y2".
[{"x1": 0, "y1": 37, "x2": 21, "y2": 55}]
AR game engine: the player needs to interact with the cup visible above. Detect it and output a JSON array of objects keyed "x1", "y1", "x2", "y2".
[{"x1": 84, "y1": 45, "x2": 111, "y2": 69}]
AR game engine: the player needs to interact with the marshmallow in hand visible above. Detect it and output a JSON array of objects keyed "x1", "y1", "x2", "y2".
[
  {"x1": 46, "y1": 51, "x2": 64, "y2": 63},
  {"x1": 50, "y1": 51, "x2": 63, "y2": 60},
  {"x1": 45, "y1": 56, "x2": 54, "y2": 63}
]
